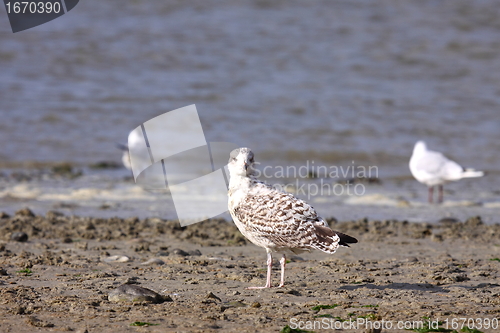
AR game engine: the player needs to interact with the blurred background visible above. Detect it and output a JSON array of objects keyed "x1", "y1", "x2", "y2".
[{"x1": 0, "y1": 0, "x2": 499, "y2": 222}]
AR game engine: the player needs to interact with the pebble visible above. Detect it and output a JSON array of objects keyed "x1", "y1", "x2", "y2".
[
  {"x1": 11, "y1": 232, "x2": 28, "y2": 242},
  {"x1": 140, "y1": 258, "x2": 165, "y2": 265},
  {"x1": 102, "y1": 255, "x2": 130, "y2": 263},
  {"x1": 45, "y1": 210, "x2": 65, "y2": 219},
  {"x1": 189, "y1": 249, "x2": 202, "y2": 256},
  {"x1": 0, "y1": 212, "x2": 10, "y2": 219},
  {"x1": 227, "y1": 300, "x2": 246, "y2": 308},
  {"x1": 15, "y1": 208, "x2": 35, "y2": 217},
  {"x1": 251, "y1": 302, "x2": 261, "y2": 308},
  {"x1": 206, "y1": 292, "x2": 222, "y2": 302},
  {"x1": 108, "y1": 284, "x2": 171, "y2": 303},
  {"x1": 155, "y1": 250, "x2": 170, "y2": 256},
  {"x1": 172, "y1": 248, "x2": 189, "y2": 256},
  {"x1": 438, "y1": 217, "x2": 460, "y2": 224},
  {"x1": 74, "y1": 242, "x2": 88, "y2": 251}
]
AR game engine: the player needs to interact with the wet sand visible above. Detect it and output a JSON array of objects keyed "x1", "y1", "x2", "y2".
[{"x1": 0, "y1": 209, "x2": 499, "y2": 332}]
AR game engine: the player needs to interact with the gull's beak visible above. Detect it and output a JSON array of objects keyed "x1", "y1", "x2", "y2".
[{"x1": 244, "y1": 162, "x2": 249, "y2": 171}]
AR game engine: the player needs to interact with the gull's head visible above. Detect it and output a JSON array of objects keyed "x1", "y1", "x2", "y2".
[
  {"x1": 413, "y1": 140, "x2": 427, "y2": 155},
  {"x1": 228, "y1": 147, "x2": 255, "y2": 177}
]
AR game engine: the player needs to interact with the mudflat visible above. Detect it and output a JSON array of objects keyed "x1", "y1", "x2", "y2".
[{"x1": 0, "y1": 210, "x2": 499, "y2": 332}]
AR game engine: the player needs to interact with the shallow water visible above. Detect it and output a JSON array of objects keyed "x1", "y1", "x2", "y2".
[
  {"x1": 0, "y1": 0, "x2": 499, "y2": 221},
  {"x1": 1, "y1": 1, "x2": 499, "y2": 173}
]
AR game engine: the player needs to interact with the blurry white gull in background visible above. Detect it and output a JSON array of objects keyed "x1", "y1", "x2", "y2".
[{"x1": 409, "y1": 141, "x2": 484, "y2": 203}]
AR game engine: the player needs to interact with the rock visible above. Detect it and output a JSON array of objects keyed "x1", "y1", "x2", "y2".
[
  {"x1": 62, "y1": 237, "x2": 73, "y2": 244},
  {"x1": 189, "y1": 249, "x2": 202, "y2": 256},
  {"x1": 155, "y1": 250, "x2": 170, "y2": 256},
  {"x1": 15, "y1": 208, "x2": 35, "y2": 217},
  {"x1": 11, "y1": 232, "x2": 28, "y2": 242},
  {"x1": 89, "y1": 161, "x2": 121, "y2": 169},
  {"x1": 0, "y1": 267, "x2": 8, "y2": 275},
  {"x1": 45, "y1": 210, "x2": 65, "y2": 220},
  {"x1": 284, "y1": 289, "x2": 301, "y2": 296},
  {"x1": 251, "y1": 302, "x2": 261, "y2": 308},
  {"x1": 26, "y1": 316, "x2": 54, "y2": 328},
  {"x1": 227, "y1": 300, "x2": 246, "y2": 308},
  {"x1": 438, "y1": 217, "x2": 460, "y2": 224},
  {"x1": 172, "y1": 248, "x2": 189, "y2": 256},
  {"x1": 74, "y1": 242, "x2": 88, "y2": 251},
  {"x1": 75, "y1": 328, "x2": 89, "y2": 333},
  {"x1": 108, "y1": 284, "x2": 171, "y2": 303},
  {"x1": 0, "y1": 212, "x2": 10, "y2": 219},
  {"x1": 206, "y1": 292, "x2": 221, "y2": 302},
  {"x1": 124, "y1": 277, "x2": 139, "y2": 284},
  {"x1": 465, "y1": 216, "x2": 483, "y2": 226},
  {"x1": 102, "y1": 255, "x2": 130, "y2": 263},
  {"x1": 140, "y1": 258, "x2": 164, "y2": 265},
  {"x1": 365, "y1": 328, "x2": 382, "y2": 333}
]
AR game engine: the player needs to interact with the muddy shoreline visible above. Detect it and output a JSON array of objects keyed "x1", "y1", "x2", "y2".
[{"x1": 0, "y1": 209, "x2": 499, "y2": 332}]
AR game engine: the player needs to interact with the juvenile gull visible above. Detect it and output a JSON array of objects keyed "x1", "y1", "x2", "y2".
[
  {"x1": 409, "y1": 141, "x2": 484, "y2": 203},
  {"x1": 227, "y1": 148, "x2": 357, "y2": 289}
]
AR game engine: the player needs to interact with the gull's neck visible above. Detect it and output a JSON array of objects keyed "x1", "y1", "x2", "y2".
[{"x1": 229, "y1": 173, "x2": 256, "y2": 193}]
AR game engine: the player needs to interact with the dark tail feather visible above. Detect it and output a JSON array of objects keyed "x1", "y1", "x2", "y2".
[{"x1": 335, "y1": 231, "x2": 358, "y2": 247}]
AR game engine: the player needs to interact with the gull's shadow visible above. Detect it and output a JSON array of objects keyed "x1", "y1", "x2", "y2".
[
  {"x1": 339, "y1": 282, "x2": 500, "y2": 292},
  {"x1": 339, "y1": 282, "x2": 448, "y2": 292}
]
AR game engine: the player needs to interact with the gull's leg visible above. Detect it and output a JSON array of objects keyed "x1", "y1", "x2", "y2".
[
  {"x1": 277, "y1": 254, "x2": 286, "y2": 288},
  {"x1": 247, "y1": 251, "x2": 273, "y2": 289},
  {"x1": 428, "y1": 186, "x2": 434, "y2": 204},
  {"x1": 438, "y1": 185, "x2": 443, "y2": 204}
]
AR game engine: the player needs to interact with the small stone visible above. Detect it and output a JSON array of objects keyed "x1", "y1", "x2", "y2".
[
  {"x1": 62, "y1": 237, "x2": 73, "y2": 244},
  {"x1": 108, "y1": 284, "x2": 171, "y2": 303},
  {"x1": 0, "y1": 212, "x2": 10, "y2": 219},
  {"x1": 172, "y1": 248, "x2": 189, "y2": 256},
  {"x1": 465, "y1": 216, "x2": 483, "y2": 226},
  {"x1": 26, "y1": 316, "x2": 54, "y2": 328},
  {"x1": 140, "y1": 258, "x2": 164, "y2": 265},
  {"x1": 438, "y1": 217, "x2": 460, "y2": 224},
  {"x1": 45, "y1": 210, "x2": 65, "y2": 220},
  {"x1": 189, "y1": 249, "x2": 202, "y2": 256},
  {"x1": 206, "y1": 292, "x2": 221, "y2": 302},
  {"x1": 124, "y1": 276, "x2": 139, "y2": 284},
  {"x1": 155, "y1": 250, "x2": 170, "y2": 256},
  {"x1": 365, "y1": 328, "x2": 382, "y2": 333},
  {"x1": 102, "y1": 255, "x2": 130, "y2": 263},
  {"x1": 227, "y1": 300, "x2": 246, "y2": 308},
  {"x1": 76, "y1": 328, "x2": 89, "y2": 333},
  {"x1": 11, "y1": 232, "x2": 28, "y2": 242},
  {"x1": 0, "y1": 267, "x2": 8, "y2": 275},
  {"x1": 74, "y1": 241, "x2": 88, "y2": 251},
  {"x1": 15, "y1": 208, "x2": 35, "y2": 217},
  {"x1": 251, "y1": 302, "x2": 261, "y2": 308}
]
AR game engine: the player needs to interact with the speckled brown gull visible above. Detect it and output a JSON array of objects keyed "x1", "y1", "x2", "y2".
[{"x1": 227, "y1": 148, "x2": 357, "y2": 289}]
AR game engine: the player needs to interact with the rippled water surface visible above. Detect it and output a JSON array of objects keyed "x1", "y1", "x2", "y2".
[
  {"x1": 1, "y1": 0, "x2": 500, "y2": 174},
  {"x1": 1, "y1": 1, "x2": 500, "y2": 221}
]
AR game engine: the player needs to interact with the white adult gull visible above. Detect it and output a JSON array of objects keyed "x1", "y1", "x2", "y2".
[
  {"x1": 227, "y1": 148, "x2": 357, "y2": 289},
  {"x1": 409, "y1": 141, "x2": 484, "y2": 203}
]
